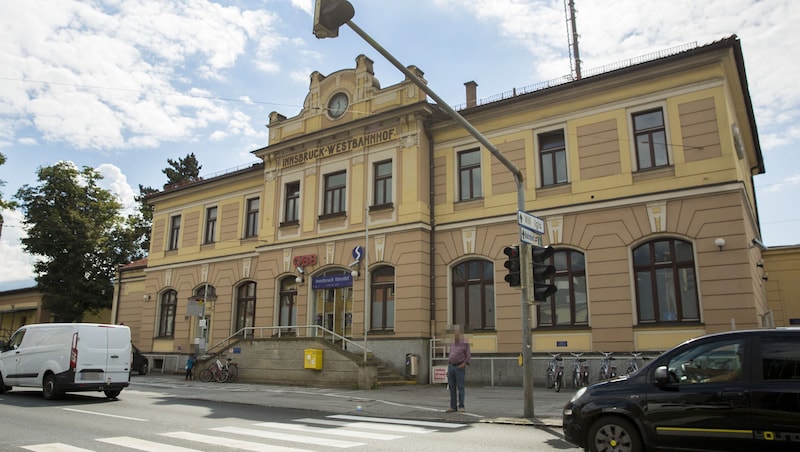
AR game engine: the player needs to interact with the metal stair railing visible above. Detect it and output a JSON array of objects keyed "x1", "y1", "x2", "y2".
[{"x1": 203, "y1": 324, "x2": 371, "y2": 358}]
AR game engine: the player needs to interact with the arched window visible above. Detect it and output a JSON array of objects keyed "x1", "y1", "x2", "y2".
[
  {"x1": 452, "y1": 260, "x2": 494, "y2": 331},
  {"x1": 193, "y1": 284, "x2": 216, "y2": 301},
  {"x1": 633, "y1": 238, "x2": 699, "y2": 323},
  {"x1": 158, "y1": 290, "x2": 177, "y2": 337},
  {"x1": 279, "y1": 277, "x2": 298, "y2": 334},
  {"x1": 370, "y1": 266, "x2": 395, "y2": 332},
  {"x1": 537, "y1": 250, "x2": 588, "y2": 327},
  {"x1": 235, "y1": 281, "x2": 257, "y2": 335}
]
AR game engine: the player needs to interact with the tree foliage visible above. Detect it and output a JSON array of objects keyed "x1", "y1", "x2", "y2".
[
  {"x1": 15, "y1": 162, "x2": 135, "y2": 322},
  {"x1": 163, "y1": 153, "x2": 202, "y2": 189},
  {"x1": 0, "y1": 152, "x2": 17, "y2": 220},
  {"x1": 122, "y1": 184, "x2": 158, "y2": 260}
]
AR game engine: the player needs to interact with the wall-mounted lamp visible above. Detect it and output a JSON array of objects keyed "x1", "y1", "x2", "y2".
[
  {"x1": 143, "y1": 294, "x2": 151, "y2": 302},
  {"x1": 714, "y1": 237, "x2": 726, "y2": 251},
  {"x1": 295, "y1": 266, "x2": 305, "y2": 284},
  {"x1": 351, "y1": 269, "x2": 360, "y2": 280},
  {"x1": 295, "y1": 275, "x2": 304, "y2": 284},
  {"x1": 296, "y1": 266, "x2": 305, "y2": 274}
]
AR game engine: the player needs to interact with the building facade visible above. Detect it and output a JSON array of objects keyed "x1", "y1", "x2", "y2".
[{"x1": 115, "y1": 36, "x2": 775, "y2": 384}]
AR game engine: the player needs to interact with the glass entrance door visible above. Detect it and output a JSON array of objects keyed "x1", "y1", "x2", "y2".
[{"x1": 312, "y1": 271, "x2": 353, "y2": 339}]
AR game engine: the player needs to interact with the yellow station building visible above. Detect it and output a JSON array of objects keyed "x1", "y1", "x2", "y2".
[{"x1": 105, "y1": 36, "x2": 798, "y2": 387}]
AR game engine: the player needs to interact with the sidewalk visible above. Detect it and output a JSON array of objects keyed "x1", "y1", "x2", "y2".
[{"x1": 129, "y1": 373, "x2": 574, "y2": 427}]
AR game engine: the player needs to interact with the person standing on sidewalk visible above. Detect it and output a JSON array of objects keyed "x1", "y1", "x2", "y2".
[
  {"x1": 185, "y1": 354, "x2": 196, "y2": 381},
  {"x1": 446, "y1": 325, "x2": 471, "y2": 413}
]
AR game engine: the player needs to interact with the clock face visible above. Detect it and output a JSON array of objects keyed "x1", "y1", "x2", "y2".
[{"x1": 328, "y1": 92, "x2": 349, "y2": 118}]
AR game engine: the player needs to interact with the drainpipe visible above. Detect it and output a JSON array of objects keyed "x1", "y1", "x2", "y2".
[{"x1": 424, "y1": 118, "x2": 436, "y2": 340}]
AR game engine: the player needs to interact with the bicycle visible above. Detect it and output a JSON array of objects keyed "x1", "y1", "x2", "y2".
[
  {"x1": 598, "y1": 351, "x2": 617, "y2": 381},
  {"x1": 199, "y1": 359, "x2": 230, "y2": 383},
  {"x1": 220, "y1": 357, "x2": 239, "y2": 383},
  {"x1": 570, "y1": 352, "x2": 590, "y2": 389},
  {"x1": 546, "y1": 353, "x2": 565, "y2": 392},
  {"x1": 626, "y1": 352, "x2": 643, "y2": 375}
]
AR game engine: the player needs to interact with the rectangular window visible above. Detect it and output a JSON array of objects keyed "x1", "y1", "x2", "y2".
[
  {"x1": 168, "y1": 215, "x2": 181, "y2": 251},
  {"x1": 324, "y1": 171, "x2": 346, "y2": 216},
  {"x1": 458, "y1": 148, "x2": 482, "y2": 201},
  {"x1": 284, "y1": 182, "x2": 300, "y2": 223},
  {"x1": 245, "y1": 198, "x2": 259, "y2": 238},
  {"x1": 633, "y1": 109, "x2": 669, "y2": 170},
  {"x1": 539, "y1": 130, "x2": 568, "y2": 186},
  {"x1": 373, "y1": 160, "x2": 392, "y2": 207},
  {"x1": 761, "y1": 337, "x2": 800, "y2": 380},
  {"x1": 204, "y1": 206, "x2": 217, "y2": 244}
]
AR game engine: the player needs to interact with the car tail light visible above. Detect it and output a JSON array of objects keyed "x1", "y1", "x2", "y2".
[{"x1": 70, "y1": 332, "x2": 78, "y2": 370}]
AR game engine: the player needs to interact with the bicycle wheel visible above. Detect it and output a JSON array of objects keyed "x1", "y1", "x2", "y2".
[
  {"x1": 215, "y1": 370, "x2": 229, "y2": 383},
  {"x1": 554, "y1": 375, "x2": 562, "y2": 392},
  {"x1": 572, "y1": 372, "x2": 578, "y2": 389},
  {"x1": 199, "y1": 368, "x2": 213, "y2": 382},
  {"x1": 225, "y1": 364, "x2": 238, "y2": 383}
]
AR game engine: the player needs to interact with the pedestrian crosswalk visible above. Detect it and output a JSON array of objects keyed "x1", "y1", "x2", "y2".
[{"x1": 21, "y1": 414, "x2": 467, "y2": 451}]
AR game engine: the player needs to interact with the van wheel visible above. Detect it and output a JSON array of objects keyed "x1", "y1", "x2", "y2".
[
  {"x1": 42, "y1": 374, "x2": 61, "y2": 400},
  {"x1": 587, "y1": 416, "x2": 642, "y2": 452},
  {"x1": 0, "y1": 374, "x2": 10, "y2": 393},
  {"x1": 104, "y1": 389, "x2": 122, "y2": 399}
]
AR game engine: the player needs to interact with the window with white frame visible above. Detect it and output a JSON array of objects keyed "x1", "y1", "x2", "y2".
[
  {"x1": 458, "y1": 148, "x2": 482, "y2": 201},
  {"x1": 244, "y1": 197, "x2": 259, "y2": 238},
  {"x1": 538, "y1": 129, "x2": 568, "y2": 186},
  {"x1": 284, "y1": 181, "x2": 300, "y2": 224},
  {"x1": 633, "y1": 108, "x2": 669, "y2": 170},
  {"x1": 372, "y1": 160, "x2": 393, "y2": 208},
  {"x1": 168, "y1": 215, "x2": 181, "y2": 251},
  {"x1": 323, "y1": 170, "x2": 346, "y2": 216},
  {"x1": 204, "y1": 206, "x2": 217, "y2": 244}
]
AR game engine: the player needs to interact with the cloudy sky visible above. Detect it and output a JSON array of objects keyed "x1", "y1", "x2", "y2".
[{"x1": 1, "y1": 0, "x2": 798, "y2": 290}]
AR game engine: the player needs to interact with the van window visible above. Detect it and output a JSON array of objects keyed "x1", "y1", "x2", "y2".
[
  {"x1": 667, "y1": 339, "x2": 744, "y2": 384},
  {"x1": 762, "y1": 337, "x2": 800, "y2": 380},
  {"x1": 7, "y1": 330, "x2": 25, "y2": 349}
]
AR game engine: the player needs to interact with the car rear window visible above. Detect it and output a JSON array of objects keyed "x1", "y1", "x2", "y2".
[{"x1": 761, "y1": 337, "x2": 800, "y2": 380}]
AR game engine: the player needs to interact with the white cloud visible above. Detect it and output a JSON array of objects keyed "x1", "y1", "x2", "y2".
[
  {"x1": 0, "y1": 0, "x2": 283, "y2": 150},
  {"x1": 96, "y1": 163, "x2": 137, "y2": 216},
  {"x1": 0, "y1": 208, "x2": 36, "y2": 287}
]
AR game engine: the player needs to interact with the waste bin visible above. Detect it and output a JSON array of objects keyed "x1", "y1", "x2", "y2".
[{"x1": 405, "y1": 353, "x2": 419, "y2": 377}]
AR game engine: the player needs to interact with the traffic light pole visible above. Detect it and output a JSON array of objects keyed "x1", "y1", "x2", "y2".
[
  {"x1": 345, "y1": 19, "x2": 537, "y2": 417},
  {"x1": 316, "y1": 6, "x2": 536, "y2": 417}
]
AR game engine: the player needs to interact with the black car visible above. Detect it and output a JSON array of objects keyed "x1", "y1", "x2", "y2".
[
  {"x1": 131, "y1": 344, "x2": 149, "y2": 375},
  {"x1": 562, "y1": 328, "x2": 800, "y2": 452}
]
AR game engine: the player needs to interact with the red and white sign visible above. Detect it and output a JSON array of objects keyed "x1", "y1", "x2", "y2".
[{"x1": 432, "y1": 365, "x2": 448, "y2": 384}]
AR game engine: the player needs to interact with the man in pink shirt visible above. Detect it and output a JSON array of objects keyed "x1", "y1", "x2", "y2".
[{"x1": 446, "y1": 325, "x2": 471, "y2": 413}]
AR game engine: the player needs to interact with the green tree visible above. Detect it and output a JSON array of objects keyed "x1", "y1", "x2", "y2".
[
  {"x1": 122, "y1": 184, "x2": 158, "y2": 260},
  {"x1": 0, "y1": 152, "x2": 18, "y2": 236},
  {"x1": 15, "y1": 162, "x2": 134, "y2": 321},
  {"x1": 163, "y1": 153, "x2": 202, "y2": 189}
]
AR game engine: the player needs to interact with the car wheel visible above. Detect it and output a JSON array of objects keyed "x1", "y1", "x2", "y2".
[
  {"x1": 139, "y1": 361, "x2": 149, "y2": 376},
  {"x1": 42, "y1": 373, "x2": 61, "y2": 400},
  {"x1": 588, "y1": 416, "x2": 642, "y2": 452},
  {"x1": 104, "y1": 389, "x2": 122, "y2": 399}
]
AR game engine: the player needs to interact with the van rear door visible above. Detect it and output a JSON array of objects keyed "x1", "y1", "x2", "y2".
[{"x1": 73, "y1": 325, "x2": 131, "y2": 384}]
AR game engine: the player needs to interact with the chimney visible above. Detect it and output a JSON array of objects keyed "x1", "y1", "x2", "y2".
[{"x1": 465, "y1": 81, "x2": 478, "y2": 108}]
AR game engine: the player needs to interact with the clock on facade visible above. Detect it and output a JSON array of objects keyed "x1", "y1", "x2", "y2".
[{"x1": 327, "y1": 92, "x2": 349, "y2": 118}]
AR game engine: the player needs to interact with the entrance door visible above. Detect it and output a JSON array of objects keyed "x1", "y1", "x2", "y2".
[{"x1": 314, "y1": 287, "x2": 353, "y2": 338}]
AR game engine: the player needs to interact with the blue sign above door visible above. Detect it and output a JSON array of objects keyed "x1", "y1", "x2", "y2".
[{"x1": 312, "y1": 273, "x2": 353, "y2": 289}]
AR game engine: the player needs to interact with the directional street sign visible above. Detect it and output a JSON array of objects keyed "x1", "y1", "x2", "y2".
[
  {"x1": 520, "y1": 227, "x2": 543, "y2": 246},
  {"x1": 517, "y1": 210, "x2": 544, "y2": 234}
]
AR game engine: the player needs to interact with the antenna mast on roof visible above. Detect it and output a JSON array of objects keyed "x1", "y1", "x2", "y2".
[{"x1": 566, "y1": 0, "x2": 582, "y2": 80}]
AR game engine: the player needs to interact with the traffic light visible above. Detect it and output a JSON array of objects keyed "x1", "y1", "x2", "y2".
[
  {"x1": 503, "y1": 245, "x2": 521, "y2": 287},
  {"x1": 531, "y1": 245, "x2": 557, "y2": 302},
  {"x1": 313, "y1": 0, "x2": 355, "y2": 39}
]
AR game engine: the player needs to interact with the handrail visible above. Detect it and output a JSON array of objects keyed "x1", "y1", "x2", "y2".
[{"x1": 204, "y1": 325, "x2": 371, "y2": 357}]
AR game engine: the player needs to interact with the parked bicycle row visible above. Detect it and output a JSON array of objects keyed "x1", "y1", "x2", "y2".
[
  {"x1": 544, "y1": 351, "x2": 658, "y2": 392},
  {"x1": 196, "y1": 357, "x2": 239, "y2": 383}
]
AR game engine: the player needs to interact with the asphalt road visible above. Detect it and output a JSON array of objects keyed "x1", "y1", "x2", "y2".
[{"x1": 0, "y1": 384, "x2": 577, "y2": 451}]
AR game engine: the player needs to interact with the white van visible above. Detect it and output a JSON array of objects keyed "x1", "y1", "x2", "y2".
[{"x1": 0, "y1": 323, "x2": 131, "y2": 399}]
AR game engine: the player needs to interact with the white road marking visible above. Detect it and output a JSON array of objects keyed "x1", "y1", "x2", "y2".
[
  {"x1": 22, "y1": 445, "x2": 92, "y2": 452},
  {"x1": 211, "y1": 426, "x2": 365, "y2": 448},
  {"x1": 161, "y1": 431, "x2": 311, "y2": 452},
  {"x1": 62, "y1": 407, "x2": 147, "y2": 422},
  {"x1": 297, "y1": 418, "x2": 435, "y2": 434},
  {"x1": 329, "y1": 414, "x2": 467, "y2": 428},
  {"x1": 254, "y1": 421, "x2": 403, "y2": 440},
  {"x1": 97, "y1": 436, "x2": 198, "y2": 451}
]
